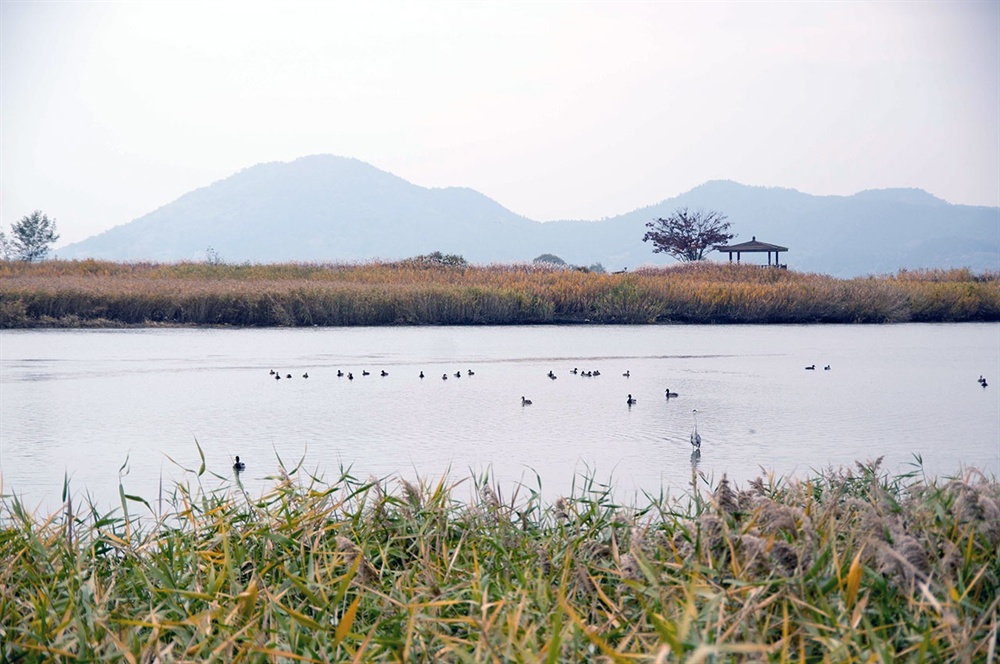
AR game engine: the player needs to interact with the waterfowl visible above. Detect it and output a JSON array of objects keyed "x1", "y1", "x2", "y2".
[
  {"x1": 468, "y1": 369, "x2": 475, "y2": 376},
  {"x1": 269, "y1": 369, "x2": 275, "y2": 375},
  {"x1": 337, "y1": 370, "x2": 344, "y2": 377},
  {"x1": 623, "y1": 371, "x2": 630, "y2": 378},
  {"x1": 805, "y1": 365, "x2": 816, "y2": 370},
  {"x1": 665, "y1": 389, "x2": 678, "y2": 399},
  {"x1": 442, "y1": 373, "x2": 448, "y2": 380},
  {"x1": 626, "y1": 394, "x2": 637, "y2": 406},
  {"x1": 286, "y1": 374, "x2": 292, "y2": 379},
  {"x1": 362, "y1": 370, "x2": 370, "y2": 376},
  {"x1": 302, "y1": 372, "x2": 309, "y2": 379},
  {"x1": 593, "y1": 370, "x2": 601, "y2": 376},
  {"x1": 521, "y1": 396, "x2": 532, "y2": 405},
  {"x1": 455, "y1": 371, "x2": 462, "y2": 378},
  {"x1": 275, "y1": 374, "x2": 281, "y2": 380},
  {"x1": 547, "y1": 371, "x2": 557, "y2": 379},
  {"x1": 983, "y1": 379, "x2": 989, "y2": 388},
  {"x1": 347, "y1": 372, "x2": 354, "y2": 380},
  {"x1": 571, "y1": 368, "x2": 578, "y2": 374},
  {"x1": 419, "y1": 371, "x2": 425, "y2": 378},
  {"x1": 824, "y1": 365, "x2": 831, "y2": 370},
  {"x1": 381, "y1": 370, "x2": 389, "y2": 377},
  {"x1": 690, "y1": 409, "x2": 701, "y2": 449},
  {"x1": 233, "y1": 456, "x2": 245, "y2": 472}
]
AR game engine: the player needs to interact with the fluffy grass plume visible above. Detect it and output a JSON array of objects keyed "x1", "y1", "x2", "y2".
[{"x1": 1, "y1": 456, "x2": 997, "y2": 661}]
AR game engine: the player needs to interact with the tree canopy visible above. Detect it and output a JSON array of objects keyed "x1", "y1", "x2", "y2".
[
  {"x1": 642, "y1": 208, "x2": 734, "y2": 262},
  {"x1": 532, "y1": 253, "x2": 567, "y2": 266},
  {"x1": 4, "y1": 211, "x2": 60, "y2": 262}
]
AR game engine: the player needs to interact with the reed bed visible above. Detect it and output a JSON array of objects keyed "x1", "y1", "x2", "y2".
[
  {"x1": 1, "y1": 455, "x2": 997, "y2": 662},
  {"x1": 1, "y1": 260, "x2": 998, "y2": 328}
]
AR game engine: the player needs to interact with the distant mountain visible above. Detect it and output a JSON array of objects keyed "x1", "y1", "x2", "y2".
[{"x1": 57, "y1": 155, "x2": 1000, "y2": 277}]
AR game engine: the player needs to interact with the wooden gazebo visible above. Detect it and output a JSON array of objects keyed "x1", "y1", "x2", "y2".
[{"x1": 715, "y1": 236, "x2": 788, "y2": 268}]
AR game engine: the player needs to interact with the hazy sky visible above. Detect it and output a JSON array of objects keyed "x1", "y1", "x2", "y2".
[{"x1": 2, "y1": 1, "x2": 998, "y2": 246}]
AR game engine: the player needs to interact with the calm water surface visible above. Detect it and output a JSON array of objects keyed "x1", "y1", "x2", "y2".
[{"x1": 1, "y1": 324, "x2": 998, "y2": 511}]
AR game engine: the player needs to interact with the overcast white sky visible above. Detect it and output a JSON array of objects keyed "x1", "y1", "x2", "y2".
[{"x1": 2, "y1": 1, "x2": 998, "y2": 246}]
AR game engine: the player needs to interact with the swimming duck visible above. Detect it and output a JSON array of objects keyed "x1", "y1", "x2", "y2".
[
  {"x1": 381, "y1": 370, "x2": 389, "y2": 377},
  {"x1": 419, "y1": 371, "x2": 425, "y2": 378},
  {"x1": 347, "y1": 372, "x2": 354, "y2": 380},
  {"x1": 302, "y1": 372, "x2": 309, "y2": 379},
  {"x1": 626, "y1": 394, "x2": 637, "y2": 406},
  {"x1": 623, "y1": 371, "x2": 630, "y2": 378},
  {"x1": 824, "y1": 365, "x2": 831, "y2": 370},
  {"x1": 455, "y1": 371, "x2": 461, "y2": 378},
  {"x1": 467, "y1": 369, "x2": 475, "y2": 376},
  {"x1": 362, "y1": 370, "x2": 370, "y2": 376},
  {"x1": 286, "y1": 374, "x2": 292, "y2": 379},
  {"x1": 548, "y1": 371, "x2": 557, "y2": 379},
  {"x1": 805, "y1": 365, "x2": 816, "y2": 370},
  {"x1": 665, "y1": 389, "x2": 678, "y2": 399},
  {"x1": 443, "y1": 373, "x2": 448, "y2": 380},
  {"x1": 233, "y1": 456, "x2": 246, "y2": 472},
  {"x1": 337, "y1": 370, "x2": 344, "y2": 377},
  {"x1": 521, "y1": 396, "x2": 532, "y2": 405}
]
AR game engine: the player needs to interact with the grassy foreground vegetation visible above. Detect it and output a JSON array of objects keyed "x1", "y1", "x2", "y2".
[
  {"x1": 1, "y1": 259, "x2": 998, "y2": 327},
  {"x1": 1, "y1": 458, "x2": 997, "y2": 661}
]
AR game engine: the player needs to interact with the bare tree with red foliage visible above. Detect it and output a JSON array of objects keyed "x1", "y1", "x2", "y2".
[{"x1": 642, "y1": 208, "x2": 734, "y2": 262}]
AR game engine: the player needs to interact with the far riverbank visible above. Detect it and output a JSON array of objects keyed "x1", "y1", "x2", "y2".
[{"x1": 1, "y1": 259, "x2": 997, "y2": 328}]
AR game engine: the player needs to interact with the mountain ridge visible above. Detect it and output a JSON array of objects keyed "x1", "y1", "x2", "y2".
[{"x1": 57, "y1": 155, "x2": 1000, "y2": 277}]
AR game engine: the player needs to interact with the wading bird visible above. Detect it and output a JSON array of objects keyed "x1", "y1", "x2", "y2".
[{"x1": 690, "y1": 410, "x2": 701, "y2": 449}]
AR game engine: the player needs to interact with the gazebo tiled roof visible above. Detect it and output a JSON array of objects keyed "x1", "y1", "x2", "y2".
[
  {"x1": 715, "y1": 236, "x2": 788, "y2": 267},
  {"x1": 715, "y1": 236, "x2": 788, "y2": 253}
]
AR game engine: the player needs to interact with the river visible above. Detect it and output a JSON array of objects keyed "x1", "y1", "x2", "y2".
[{"x1": 1, "y1": 323, "x2": 997, "y2": 513}]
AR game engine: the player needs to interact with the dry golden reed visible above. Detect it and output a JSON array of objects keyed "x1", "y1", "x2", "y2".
[{"x1": 2, "y1": 259, "x2": 998, "y2": 327}]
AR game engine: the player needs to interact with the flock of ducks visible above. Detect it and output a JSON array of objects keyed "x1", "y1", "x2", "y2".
[{"x1": 240, "y1": 364, "x2": 990, "y2": 475}]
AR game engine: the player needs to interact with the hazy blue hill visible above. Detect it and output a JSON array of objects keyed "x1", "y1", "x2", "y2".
[
  {"x1": 57, "y1": 156, "x2": 999, "y2": 277},
  {"x1": 569, "y1": 181, "x2": 999, "y2": 276},
  {"x1": 59, "y1": 155, "x2": 543, "y2": 264}
]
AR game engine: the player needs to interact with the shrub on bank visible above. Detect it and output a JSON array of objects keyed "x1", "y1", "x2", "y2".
[{"x1": 1, "y1": 458, "x2": 996, "y2": 661}]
